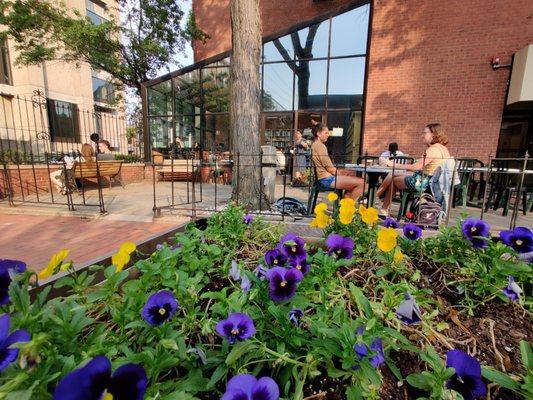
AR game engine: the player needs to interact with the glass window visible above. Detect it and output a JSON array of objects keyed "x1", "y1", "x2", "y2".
[
  {"x1": 149, "y1": 117, "x2": 172, "y2": 151},
  {"x1": 327, "y1": 110, "x2": 362, "y2": 162},
  {"x1": 173, "y1": 70, "x2": 201, "y2": 115},
  {"x1": 262, "y1": 62, "x2": 294, "y2": 111},
  {"x1": 263, "y1": 113, "x2": 293, "y2": 150},
  {"x1": 46, "y1": 99, "x2": 80, "y2": 142},
  {"x1": 148, "y1": 81, "x2": 172, "y2": 116},
  {"x1": 175, "y1": 115, "x2": 201, "y2": 150},
  {"x1": 205, "y1": 113, "x2": 230, "y2": 151},
  {"x1": 0, "y1": 39, "x2": 12, "y2": 85},
  {"x1": 328, "y1": 57, "x2": 365, "y2": 109},
  {"x1": 202, "y1": 66, "x2": 229, "y2": 113},
  {"x1": 92, "y1": 76, "x2": 115, "y2": 103},
  {"x1": 330, "y1": 4, "x2": 370, "y2": 57},
  {"x1": 86, "y1": 9, "x2": 107, "y2": 25},
  {"x1": 263, "y1": 34, "x2": 294, "y2": 63},
  {"x1": 295, "y1": 21, "x2": 329, "y2": 60},
  {"x1": 294, "y1": 60, "x2": 327, "y2": 110}
]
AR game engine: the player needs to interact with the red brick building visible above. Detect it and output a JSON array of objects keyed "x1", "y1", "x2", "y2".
[{"x1": 144, "y1": 0, "x2": 533, "y2": 162}]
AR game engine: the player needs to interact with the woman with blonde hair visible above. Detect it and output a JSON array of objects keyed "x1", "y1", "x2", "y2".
[
  {"x1": 376, "y1": 123, "x2": 450, "y2": 216},
  {"x1": 50, "y1": 143, "x2": 95, "y2": 194}
]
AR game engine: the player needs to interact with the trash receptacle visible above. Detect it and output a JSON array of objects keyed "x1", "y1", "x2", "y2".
[{"x1": 261, "y1": 145, "x2": 278, "y2": 204}]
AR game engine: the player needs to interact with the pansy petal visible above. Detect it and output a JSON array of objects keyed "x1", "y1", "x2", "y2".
[
  {"x1": 4, "y1": 329, "x2": 30, "y2": 347},
  {"x1": 0, "y1": 348, "x2": 19, "y2": 372},
  {"x1": 226, "y1": 374, "x2": 257, "y2": 397},
  {"x1": 108, "y1": 363, "x2": 147, "y2": 400},
  {"x1": 252, "y1": 377, "x2": 280, "y2": 400},
  {"x1": 446, "y1": 349, "x2": 481, "y2": 377},
  {"x1": 0, "y1": 314, "x2": 10, "y2": 343},
  {"x1": 53, "y1": 355, "x2": 111, "y2": 400},
  {"x1": 221, "y1": 389, "x2": 248, "y2": 400}
]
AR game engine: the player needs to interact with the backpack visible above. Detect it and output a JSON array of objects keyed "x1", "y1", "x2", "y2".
[
  {"x1": 407, "y1": 193, "x2": 442, "y2": 226},
  {"x1": 272, "y1": 197, "x2": 308, "y2": 216}
]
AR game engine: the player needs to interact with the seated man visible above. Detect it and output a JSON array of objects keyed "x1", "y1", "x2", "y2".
[
  {"x1": 311, "y1": 123, "x2": 364, "y2": 202},
  {"x1": 379, "y1": 142, "x2": 404, "y2": 167},
  {"x1": 97, "y1": 140, "x2": 115, "y2": 161}
]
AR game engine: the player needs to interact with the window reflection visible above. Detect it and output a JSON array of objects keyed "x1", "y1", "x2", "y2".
[
  {"x1": 203, "y1": 66, "x2": 230, "y2": 112},
  {"x1": 263, "y1": 34, "x2": 293, "y2": 62},
  {"x1": 330, "y1": 4, "x2": 369, "y2": 56},
  {"x1": 328, "y1": 57, "x2": 365, "y2": 109},
  {"x1": 148, "y1": 81, "x2": 172, "y2": 116},
  {"x1": 205, "y1": 113, "x2": 230, "y2": 151},
  {"x1": 262, "y1": 62, "x2": 294, "y2": 111},
  {"x1": 294, "y1": 60, "x2": 327, "y2": 110},
  {"x1": 173, "y1": 70, "x2": 201, "y2": 115},
  {"x1": 175, "y1": 115, "x2": 201, "y2": 150},
  {"x1": 149, "y1": 117, "x2": 172, "y2": 150},
  {"x1": 295, "y1": 21, "x2": 329, "y2": 59},
  {"x1": 327, "y1": 110, "x2": 362, "y2": 162}
]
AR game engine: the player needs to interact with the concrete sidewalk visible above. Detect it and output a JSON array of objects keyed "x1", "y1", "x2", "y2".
[{"x1": 0, "y1": 214, "x2": 180, "y2": 272}]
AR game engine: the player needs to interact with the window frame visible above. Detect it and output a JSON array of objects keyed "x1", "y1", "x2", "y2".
[
  {"x1": 46, "y1": 99, "x2": 81, "y2": 142},
  {"x1": 0, "y1": 39, "x2": 13, "y2": 85}
]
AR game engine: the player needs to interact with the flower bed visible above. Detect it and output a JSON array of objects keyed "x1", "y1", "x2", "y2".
[{"x1": 0, "y1": 201, "x2": 532, "y2": 399}]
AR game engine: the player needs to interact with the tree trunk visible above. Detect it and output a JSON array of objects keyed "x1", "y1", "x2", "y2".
[{"x1": 230, "y1": 0, "x2": 267, "y2": 210}]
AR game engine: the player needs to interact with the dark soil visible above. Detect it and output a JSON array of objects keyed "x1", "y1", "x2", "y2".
[{"x1": 303, "y1": 375, "x2": 346, "y2": 399}]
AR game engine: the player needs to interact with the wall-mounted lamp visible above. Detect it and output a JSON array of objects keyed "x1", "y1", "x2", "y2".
[{"x1": 491, "y1": 56, "x2": 512, "y2": 70}]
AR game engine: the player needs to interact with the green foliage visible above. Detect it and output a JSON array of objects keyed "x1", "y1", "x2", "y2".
[
  {"x1": 406, "y1": 346, "x2": 455, "y2": 399},
  {"x1": 0, "y1": 0, "x2": 206, "y2": 91}
]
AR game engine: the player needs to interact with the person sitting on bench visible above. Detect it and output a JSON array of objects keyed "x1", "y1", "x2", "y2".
[
  {"x1": 97, "y1": 140, "x2": 115, "y2": 161},
  {"x1": 311, "y1": 123, "x2": 364, "y2": 202},
  {"x1": 50, "y1": 143, "x2": 95, "y2": 194}
]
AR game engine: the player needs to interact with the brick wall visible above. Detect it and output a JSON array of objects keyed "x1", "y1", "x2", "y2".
[
  {"x1": 192, "y1": 0, "x2": 533, "y2": 161},
  {"x1": 364, "y1": 0, "x2": 533, "y2": 161},
  {"x1": 1, "y1": 164, "x2": 148, "y2": 198}
]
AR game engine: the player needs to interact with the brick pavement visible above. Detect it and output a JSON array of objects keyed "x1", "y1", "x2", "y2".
[{"x1": 0, "y1": 215, "x2": 177, "y2": 272}]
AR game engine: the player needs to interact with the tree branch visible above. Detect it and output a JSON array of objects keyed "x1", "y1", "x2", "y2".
[{"x1": 272, "y1": 39, "x2": 296, "y2": 72}]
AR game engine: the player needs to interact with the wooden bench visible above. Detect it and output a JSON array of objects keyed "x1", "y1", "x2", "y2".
[
  {"x1": 73, "y1": 160, "x2": 124, "y2": 188},
  {"x1": 155, "y1": 159, "x2": 200, "y2": 182}
]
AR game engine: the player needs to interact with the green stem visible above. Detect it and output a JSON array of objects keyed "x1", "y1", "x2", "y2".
[{"x1": 259, "y1": 344, "x2": 305, "y2": 367}]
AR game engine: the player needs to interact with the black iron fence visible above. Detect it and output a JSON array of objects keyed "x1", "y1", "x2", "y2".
[
  {"x1": 0, "y1": 90, "x2": 143, "y2": 163},
  {"x1": 150, "y1": 149, "x2": 532, "y2": 230}
]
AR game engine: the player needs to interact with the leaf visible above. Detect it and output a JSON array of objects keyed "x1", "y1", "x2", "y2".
[
  {"x1": 386, "y1": 359, "x2": 403, "y2": 381},
  {"x1": 225, "y1": 341, "x2": 257, "y2": 366},
  {"x1": 206, "y1": 363, "x2": 227, "y2": 389},
  {"x1": 520, "y1": 340, "x2": 533, "y2": 370},
  {"x1": 481, "y1": 367, "x2": 520, "y2": 391},
  {"x1": 349, "y1": 283, "x2": 373, "y2": 318},
  {"x1": 160, "y1": 339, "x2": 179, "y2": 351},
  {"x1": 406, "y1": 372, "x2": 435, "y2": 391}
]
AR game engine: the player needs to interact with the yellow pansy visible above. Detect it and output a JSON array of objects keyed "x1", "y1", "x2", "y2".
[
  {"x1": 377, "y1": 228, "x2": 398, "y2": 252},
  {"x1": 340, "y1": 198, "x2": 356, "y2": 208},
  {"x1": 119, "y1": 242, "x2": 136, "y2": 255},
  {"x1": 311, "y1": 211, "x2": 331, "y2": 229},
  {"x1": 327, "y1": 192, "x2": 339, "y2": 202},
  {"x1": 314, "y1": 202, "x2": 328, "y2": 213},
  {"x1": 38, "y1": 249, "x2": 70, "y2": 280},
  {"x1": 339, "y1": 212, "x2": 354, "y2": 225},
  {"x1": 112, "y1": 251, "x2": 131, "y2": 273},
  {"x1": 361, "y1": 207, "x2": 379, "y2": 226},
  {"x1": 393, "y1": 249, "x2": 404, "y2": 263}
]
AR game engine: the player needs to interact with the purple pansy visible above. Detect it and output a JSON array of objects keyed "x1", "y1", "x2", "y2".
[
  {"x1": 395, "y1": 293, "x2": 422, "y2": 325},
  {"x1": 288, "y1": 308, "x2": 304, "y2": 327},
  {"x1": 0, "y1": 314, "x2": 30, "y2": 372},
  {"x1": 53, "y1": 355, "x2": 147, "y2": 400},
  {"x1": 253, "y1": 264, "x2": 268, "y2": 280},
  {"x1": 502, "y1": 276, "x2": 522, "y2": 301},
  {"x1": 446, "y1": 349, "x2": 486, "y2": 400},
  {"x1": 461, "y1": 218, "x2": 491, "y2": 249},
  {"x1": 229, "y1": 260, "x2": 241, "y2": 281},
  {"x1": 243, "y1": 214, "x2": 254, "y2": 225},
  {"x1": 403, "y1": 223, "x2": 423, "y2": 241},
  {"x1": 288, "y1": 257, "x2": 310, "y2": 275},
  {"x1": 141, "y1": 290, "x2": 179, "y2": 326},
  {"x1": 325, "y1": 234, "x2": 354, "y2": 260},
  {"x1": 264, "y1": 249, "x2": 288, "y2": 267},
  {"x1": 0, "y1": 260, "x2": 27, "y2": 306},
  {"x1": 241, "y1": 275, "x2": 252, "y2": 293},
  {"x1": 352, "y1": 337, "x2": 385, "y2": 370},
  {"x1": 500, "y1": 227, "x2": 533, "y2": 254},
  {"x1": 186, "y1": 347, "x2": 207, "y2": 365},
  {"x1": 266, "y1": 267, "x2": 303, "y2": 302},
  {"x1": 216, "y1": 313, "x2": 256, "y2": 345},
  {"x1": 277, "y1": 233, "x2": 306, "y2": 260},
  {"x1": 383, "y1": 217, "x2": 400, "y2": 229},
  {"x1": 221, "y1": 374, "x2": 279, "y2": 400}
]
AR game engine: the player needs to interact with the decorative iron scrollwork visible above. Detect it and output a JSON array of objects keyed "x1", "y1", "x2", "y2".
[
  {"x1": 36, "y1": 131, "x2": 50, "y2": 140},
  {"x1": 31, "y1": 89, "x2": 47, "y2": 109}
]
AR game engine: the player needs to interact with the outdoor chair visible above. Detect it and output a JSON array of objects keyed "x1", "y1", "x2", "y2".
[
  {"x1": 468, "y1": 159, "x2": 486, "y2": 203},
  {"x1": 390, "y1": 156, "x2": 415, "y2": 165},
  {"x1": 307, "y1": 165, "x2": 343, "y2": 216},
  {"x1": 453, "y1": 158, "x2": 476, "y2": 207},
  {"x1": 388, "y1": 156, "x2": 416, "y2": 219},
  {"x1": 355, "y1": 155, "x2": 379, "y2": 178},
  {"x1": 484, "y1": 160, "x2": 516, "y2": 214}
]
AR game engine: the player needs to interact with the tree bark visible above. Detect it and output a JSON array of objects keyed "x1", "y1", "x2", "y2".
[{"x1": 230, "y1": 0, "x2": 267, "y2": 210}]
